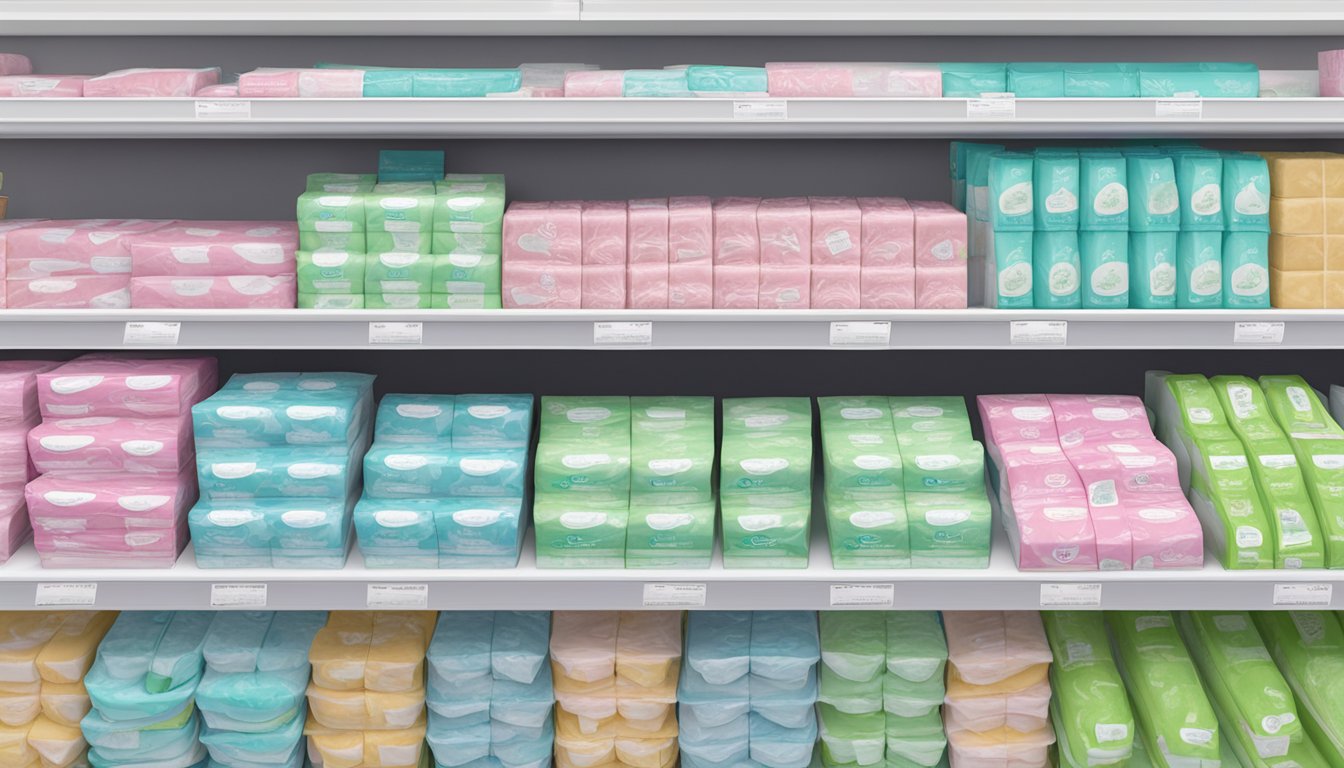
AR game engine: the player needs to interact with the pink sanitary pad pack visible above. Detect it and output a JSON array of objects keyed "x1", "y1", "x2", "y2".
[
  {"x1": 27, "y1": 415, "x2": 195, "y2": 475},
  {"x1": 37, "y1": 355, "x2": 218, "y2": 419},
  {"x1": 0, "y1": 75, "x2": 89, "y2": 97},
  {"x1": 0, "y1": 54, "x2": 32, "y2": 76},
  {"x1": 82, "y1": 67, "x2": 220, "y2": 97},
  {"x1": 758, "y1": 197, "x2": 811, "y2": 267},
  {"x1": 5, "y1": 275, "x2": 131, "y2": 309},
  {"x1": 130, "y1": 275, "x2": 297, "y2": 309},
  {"x1": 764, "y1": 62, "x2": 942, "y2": 97},
  {"x1": 4, "y1": 219, "x2": 170, "y2": 279},
  {"x1": 126, "y1": 220, "x2": 297, "y2": 277},
  {"x1": 563, "y1": 70, "x2": 625, "y2": 97},
  {"x1": 0, "y1": 361, "x2": 61, "y2": 563},
  {"x1": 237, "y1": 68, "x2": 364, "y2": 98},
  {"x1": 0, "y1": 361, "x2": 59, "y2": 428},
  {"x1": 627, "y1": 262, "x2": 669, "y2": 309},
  {"x1": 503, "y1": 201, "x2": 582, "y2": 266},
  {"x1": 910, "y1": 200, "x2": 968, "y2": 309},
  {"x1": 668, "y1": 196, "x2": 713, "y2": 265},
  {"x1": 581, "y1": 201, "x2": 628, "y2": 266},
  {"x1": 667, "y1": 261, "x2": 712, "y2": 309},
  {"x1": 195, "y1": 84, "x2": 241, "y2": 98}
]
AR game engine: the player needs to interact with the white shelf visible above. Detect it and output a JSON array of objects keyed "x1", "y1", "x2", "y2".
[{"x1": 1, "y1": 98, "x2": 1342, "y2": 139}]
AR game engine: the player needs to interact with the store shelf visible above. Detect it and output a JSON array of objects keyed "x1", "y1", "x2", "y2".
[
  {"x1": 0, "y1": 309, "x2": 1335, "y2": 350},
  {"x1": 2, "y1": 98, "x2": 1343, "y2": 139}
]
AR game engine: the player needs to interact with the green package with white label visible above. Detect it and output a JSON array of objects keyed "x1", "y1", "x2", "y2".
[
  {"x1": 1080, "y1": 153, "x2": 1130, "y2": 231},
  {"x1": 535, "y1": 395, "x2": 631, "y2": 503},
  {"x1": 1043, "y1": 611, "x2": 1134, "y2": 768},
  {"x1": 364, "y1": 293, "x2": 431, "y2": 309},
  {"x1": 988, "y1": 153, "x2": 1035, "y2": 231},
  {"x1": 1080, "y1": 230, "x2": 1130, "y2": 309},
  {"x1": 904, "y1": 491, "x2": 991, "y2": 568},
  {"x1": 1223, "y1": 153, "x2": 1272, "y2": 232},
  {"x1": 1177, "y1": 231, "x2": 1224, "y2": 309},
  {"x1": 365, "y1": 183, "x2": 435, "y2": 254},
  {"x1": 432, "y1": 232, "x2": 503, "y2": 255},
  {"x1": 435, "y1": 175, "x2": 505, "y2": 233},
  {"x1": 432, "y1": 252, "x2": 501, "y2": 295},
  {"x1": 1212, "y1": 375, "x2": 1329, "y2": 569},
  {"x1": 819, "y1": 704, "x2": 886, "y2": 767},
  {"x1": 720, "y1": 499, "x2": 811, "y2": 569},
  {"x1": 625, "y1": 500, "x2": 715, "y2": 569},
  {"x1": 885, "y1": 611, "x2": 946, "y2": 686},
  {"x1": 365, "y1": 252, "x2": 433, "y2": 294},
  {"x1": 1034, "y1": 151, "x2": 1080, "y2": 231},
  {"x1": 533, "y1": 497, "x2": 628, "y2": 568},
  {"x1": 1107, "y1": 611, "x2": 1221, "y2": 768},
  {"x1": 885, "y1": 709, "x2": 947, "y2": 768},
  {"x1": 940, "y1": 63, "x2": 1007, "y2": 98},
  {"x1": 1171, "y1": 151, "x2": 1225, "y2": 231},
  {"x1": 821, "y1": 612, "x2": 886, "y2": 681},
  {"x1": 297, "y1": 251, "x2": 367, "y2": 294},
  {"x1": 541, "y1": 395, "x2": 630, "y2": 439},
  {"x1": 1034, "y1": 230, "x2": 1083, "y2": 308},
  {"x1": 820, "y1": 662, "x2": 883, "y2": 715},
  {"x1": 432, "y1": 293, "x2": 502, "y2": 309},
  {"x1": 1223, "y1": 231, "x2": 1271, "y2": 309},
  {"x1": 819, "y1": 396, "x2": 902, "y2": 499},
  {"x1": 889, "y1": 397, "x2": 973, "y2": 440},
  {"x1": 1129, "y1": 231, "x2": 1178, "y2": 309},
  {"x1": 897, "y1": 432, "x2": 984, "y2": 495},
  {"x1": 630, "y1": 395, "x2": 715, "y2": 505},
  {"x1": 298, "y1": 191, "x2": 367, "y2": 233},
  {"x1": 720, "y1": 396, "x2": 813, "y2": 568},
  {"x1": 299, "y1": 293, "x2": 365, "y2": 309},
  {"x1": 826, "y1": 497, "x2": 910, "y2": 569},
  {"x1": 1127, "y1": 155, "x2": 1182, "y2": 232},
  {"x1": 300, "y1": 230, "x2": 366, "y2": 253},
  {"x1": 307, "y1": 173, "x2": 376, "y2": 193},
  {"x1": 884, "y1": 671, "x2": 944, "y2": 718},
  {"x1": 990, "y1": 231, "x2": 1034, "y2": 309},
  {"x1": 1260, "y1": 375, "x2": 1344, "y2": 569},
  {"x1": 1253, "y1": 611, "x2": 1344, "y2": 767}
]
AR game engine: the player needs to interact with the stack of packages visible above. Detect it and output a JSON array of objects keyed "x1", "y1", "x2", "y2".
[
  {"x1": 678, "y1": 611, "x2": 821, "y2": 768},
  {"x1": 1040, "y1": 612, "x2": 1134, "y2": 768},
  {"x1": 550, "y1": 611, "x2": 682, "y2": 768},
  {"x1": 188, "y1": 371, "x2": 374, "y2": 569},
  {"x1": 235, "y1": 67, "x2": 365, "y2": 98},
  {"x1": 197, "y1": 611, "x2": 327, "y2": 768},
  {"x1": 763, "y1": 63, "x2": 943, "y2": 97},
  {"x1": 1259, "y1": 375, "x2": 1344, "y2": 566},
  {"x1": 816, "y1": 612, "x2": 948, "y2": 768},
  {"x1": 0, "y1": 220, "x2": 46, "y2": 306},
  {"x1": 325, "y1": 66, "x2": 522, "y2": 98},
  {"x1": 0, "y1": 612, "x2": 115, "y2": 768},
  {"x1": 124, "y1": 220, "x2": 299, "y2": 308},
  {"x1": 719, "y1": 397, "x2": 814, "y2": 569},
  {"x1": 1263, "y1": 152, "x2": 1344, "y2": 307},
  {"x1": 0, "y1": 361, "x2": 58, "y2": 561},
  {"x1": 432, "y1": 174, "x2": 506, "y2": 309},
  {"x1": 83, "y1": 611, "x2": 213, "y2": 768},
  {"x1": 305, "y1": 611, "x2": 436, "y2": 768},
  {"x1": 942, "y1": 612, "x2": 1055, "y2": 768},
  {"x1": 363, "y1": 180, "x2": 437, "y2": 308},
  {"x1": 354, "y1": 393, "x2": 533, "y2": 568},
  {"x1": 625, "y1": 396, "x2": 717, "y2": 568},
  {"x1": 3, "y1": 219, "x2": 169, "y2": 308},
  {"x1": 978, "y1": 393, "x2": 1203, "y2": 571},
  {"x1": 941, "y1": 61, "x2": 1258, "y2": 98},
  {"x1": 24, "y1": 355, "x2": 217, "y2": 568},
  {"x1": 296, "y1": 172, "x2": 376, "y2": 309},
  {"x1": 424, "y1": 611, "x2": 554, "y2": 768},
  {"x1": 1255, "y1": 611, "x2": 1344, "y2": 762},
  {"x1": 818, "y1": 396, "x2": 993, "y2": 570}
]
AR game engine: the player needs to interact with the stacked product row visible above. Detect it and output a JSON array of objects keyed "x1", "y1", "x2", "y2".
[
  {"x1": 0, "y1": 361, "x2": 56, "y2": 559},
  {"x1": 1264, "y1": 151, "x2": 1344, "y2": 307},
  {"x1": 501, "y1": 197, "x2": 967, "y2": 310}
]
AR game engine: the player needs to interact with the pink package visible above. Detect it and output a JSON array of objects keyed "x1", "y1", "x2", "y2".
[
  {"x1": 758, "y1": 265, "x2": 810, "y2": 309},
  {"x1": 0, "y1": 423, "x2": 38, "y2": 487},
  {"x1": 38, "y1": 355, "x2": 218, "y2": 419},
  {"x1": 82, "y1": 67, "x2": 221, "y2": 97},
  {"x1": 944, "y1": 678, "x2": 1051, "y2": 734},
  {"x1": 757, "y1": 198, "x2": 812, "y2": 267},
  {"x1": 1047, "y1": 394, "x2": 1154, "y2": 444},
  {"x1": 0, "y1": 54, "x2": 32, "y2": 76},
  {"x1": 914, "y1": 265, "x2": 967, "y2": 309},
  {"x1": 0, "y1": 490, "x2": 31, "y2": 563},
  {"x1": 581, "y1": 264, "x2": 627, "y2": 309},
  {"x1": 943, "y1": 612, "x2": 1051, "y2": 683},
  {"x1": 238, "y1": 68, "x2": 363, "y2": 98},
  {"x1": 195, "y1": 84, "x2": 240, "y2": 98},
  {"x1": 627, "y1": 199, "x2": 670, "y2": 265},
  {"x1": 668, "y1": 196, "x2": 713, "y2": 264},
  {"x1": 809, "y1": 197, "x2": 861, "y2": 266},
  {"x1": 858, "y1": 197, "x2": 915, "y2": 267},
  {"x1": 130, "y1": 275, "x2": 297, "y2": 309},
  {"x1": 810, "y1": 265, "x2": 861, "y2": 309},
  {"x1": 997, "y1": 445, "x2": 1099, "y2": 570},
  {"x1": 1321, "y1": 50, "x2": 1344, "y2": 97},
  {"x1": 503, "y1": 202, "x2": 582, "y2": 266},
  {"x1": 5, "y1": 219, "x2": 170, "y2": 279},
  {"x1": 627, "y1": 262, "x2": 670, "y2": 309},
  {"x1": 6, "y1": 275, "x2": 131, "y2": 309},
  {"x1": 712, "y1": 264, "x2": 758, "y2": 309},
  {"x1": 28, "y1": 415, "x2": 194, "y2": 475},
  {"x1": 978, "y1": 395, "x2": 1059, "y2": 449},
  {"x1": 0, "y1": 76, "x2": 89, "y2": 97},
  {"x1": 0, "y1": 361, "x2": 61, "y2": 427},
  {"x1": 502, "y1": 263, "x2": 581, "y2": 309},
  {"x1": 581, "y1": 201, "x2": 628, "y2": 266},
  {"x1": 32, "y1": 525, "x2": 188, "y2": 568},
  {"x1": 1066, "y1": 448, "x2": 1201, "y2": 570},
  {"x1": 712, "y1": 197, "x2": 761, "y2": 265},
  {"x1": 765, "y1": 62, "x2": 941, "y2": 97},
  {"x1": 667, "y1": 262, "x2": 713, "y2": 309},
  {"x1": 27, "y1": 468, "x2": 196, "y2": 532},
  {"x1": 564, "y1": 70, "x2": 624, "y2": 97},
  {"x1": 127, "y1": 220, "x2": 298, "y2": 277},
  {"x1": 911, "y1": 200, "x2": 968, "y2": 266},
  {"x1": 860, "y1": 266, "x2": 915, "y2": 309}
]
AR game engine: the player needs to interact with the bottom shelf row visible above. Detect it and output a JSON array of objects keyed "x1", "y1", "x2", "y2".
[{"x1": 1, "y1": 607, "x2": 1338, "y2": 768}]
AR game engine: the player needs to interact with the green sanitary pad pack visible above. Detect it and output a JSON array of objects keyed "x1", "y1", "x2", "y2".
[
  {"x1": 1260, "y1": 376, "x2": 1344, "y2": 569},
  {"x1": 1253, "y1": 612, "x2": 1344, "y2": 767},
  {"x1": 1043, "y1": 611, "x2": 1134, "y2": 768},
  {"x1": 720, "y1": 397, "x2": 813, "y2": 568}
]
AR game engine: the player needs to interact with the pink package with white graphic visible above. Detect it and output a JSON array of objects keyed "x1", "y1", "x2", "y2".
[
  {"x1": 810, "y1": 265, "x2": 861, "y2": 309},
  {"x1": 911, "y1": 200, "x2": 968, "y2": 267},
  {"x1": 5, "y1": 275, "x2": 131, "y2": 309},
  {"x1": 757, "y1": 198, "x2": 812, "y2": 267},
  {"x1": 668, "y1": 196, "x2": 713, "y2": 264},
  {"x1": 0, "y1": 361, "x2": 61, "y2": 427},
  {"x1": 503, "y1": 202, "x2": 582, "y2": 266},
  {"x1": 977, "y1": 394, "x2": 1059, "y2": 450},
  {"x1": 564, "y1": 70, "x2": 624, "y2": 97},
  {"x1": 1066, "y1": 447, "x2": 1201, "y2": 570},
  {"x1": 627, "y1": 199, "x2": 670, "y2": 265},
  {"x1": 33, "y1": 525, "x2": 188, "y2": 568},
  {"x1": 581, "y1": 201, "x2": 628, "y2": 266},
  {"x1": 0, "y1": 54, "x2": 32, "y2": 76},
  {"x1": 28, "y1": 415, "x2": 194, "y2": 475},
  {"x1": 26, "y1": 468, "x2": 196, "y2": 533},
  {"x1": 38, "y1": 355, "x2": 218, "y2": 419},
  {"x1": 712, "y1": 264, "x2": 758, "y2": 309},
  {"x1": 0, "y1": 422, "x2": 38, "y2": 487},
  {"x1": 0, "y1": 490, "x2": 30, "y2": 564},
  {"x1": 195, "y1": 84, "x2": 240, "y2": 98},
  {"x1": 914, "y1": 265, "x2": 967, "y2": 309},
  {"x1": 83, "y1": 67, "x2": 221, "y2": 97},
  {"x1": 765, "y1": 62, "x2": 941, "y2": 97},
  {"x1": 712, "y1": 197, "x2": 761, "y2": 266},
  {"x1": 667, "y1": 262, "x2": 713, "y2": 309},
  {"x1": 1047, "y1": 394, "x2": 1154, "y2": 444},
  {"x1": 998, "y1": 444, "x2": 1099, "y2": 570},
  {"x1": 860, "y1": 266, "x2": 915, "y2": 309},
  {"x1": 0, "y1": 76, "x2": 89, "y2": 97},
  {"x1": 581, "y1": 264, "x2": 627, "y2": 309},
  {"x1": 627, "y1": 263, "x2": 670, "y2": 309},
  {"x1": 809, "y1": 197, "x2": 861, "y2": 266},
  {"x1": 237, "y1": 68, "x2": 363, "y2": 98},
  {"x1": 758, "y1": 265, "x2": 810, "y2": 309},
  {"x1": 858, "y1": 197, "x2": 914, "y2": 267},
  {"x1": 5, "y1": 219, "x2": 171, "y2": 279},
  {"x1": 130, "y1": 275, "x2": 297, "y2": 309},
  {"x1": 501, "y1": 262, "x2": 582, "y2": 309},
  {"x1": 127, "y1": 220, "x2": 298, "y2": 277}
]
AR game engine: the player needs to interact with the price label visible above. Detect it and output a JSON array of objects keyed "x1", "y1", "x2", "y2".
[
  {"x1": 195, "y1": 100, "x2": 252, "y2": 119},
  {"x1": 1011, "y1": 320, "x2": 1068, "y2": 346},
  {"x1": 210, "y1": 583, "x2": 268, "y2": 608},
  {"x1": 830, "y1": 584, "x2": 896, "y2": 608},
  {"x1": 829, "y1": 321, "x2": 891, "y2": 347},
  {"x1": 368, "y1": 322, "x2": 423, "y2": 345},
  {"x1": 1155, "y1": 99, "x2": 1203, "y2": 119},
  {"x1": 34, "y1": 583, "x2": 97, "y2": 607},
  {"x1": 642, "y1": 583, "x2": 707, "y2": 608},
  {"x1": 123, "y1": 321, "x2": 181, "y2": 346},
  {"x1": 1273, "y1": 583, "x2": 1333, "y2": 606},
  {"x1": 1234, "y1": 321, "x2": 1285, "y2": 345},
  {"x1": 733, "y1": 101, "x2": 788, "y2": 120},
  {"x1": 1040, "y1": 583, "x2": 1103, "y2": 608},
  {"x1": 967, "y1": 94, "x2": 1016, "y2": 119},
  {"x1": 594, "y1": 321, "x2": 653, "y2": 346},
  {"x1": 367, "y1": 583, "x2": 429, "y2": 609}
]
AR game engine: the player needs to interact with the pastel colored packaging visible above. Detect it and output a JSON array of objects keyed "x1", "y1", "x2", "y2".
[
  {"x1": 1138, "y1": 62, "x2": 1259, "y2": 98},
  {"x1": 1064, "y1": 63, "x2": 1140, "y2": 97},
  {"x1": 939, "y1": 63, "x2": 1007, "y2": 97},
  {"x1": 297, "y1": 250, "x2": 366, "y2": 294},
  {"x1": 1128, "y1": 231, "x2": 1179, "y2": 309},
  {"x1": 28, "y1": 414, "x2": 194, "y2": 475},
  {"x1": 685, "y1": 65, "x2": 768, "y2": 93},
  {"x1": 1127, "y1": 155, "x2": 1182, "y2": 232},
  {"x1": 1171, "y1": 152, "x2": 1225, "y2": 231},
  {"x1": 1079, "y1": 230, "x2": 1130, "y2": 308},
  {"x1": 625, "y1": 500, "x2": 716, "y2": 568},
  {"x1": 1222, "y1": 231, "x2": 1271, "y2": 309},
  {"x1": 1080, "y1": 153, "x2": 1130, "y2": 231},
  {"x1": 126, "y1": 220, "x2": 297, "y2": 277},
  {"x1": 1177, "y1": 231, "x2": 1224, "y2": 308},
  {"x1": 1223, "y1": 153, "x2": 1272, "y2": 232},
  {"x1": 988, "y1": 153, "x2": 1035, "y2": 232},
  {"x1": 82, "y1": 67, "x2": 220, "y2": 97},
  {"x1": 765, "y1": 62, "x2": 942, "y2": 97},
  {"x1": 1008, "y1": 63, "x2": 1065, "y2": 97},
  {"x1": 38, "y1": 355, "x2": 217, "y2": 420},
  {"x1": 130, "y1": 274, "x2": 296, "y2": 309},
  {"x1": 1033, "y1": 152, "x2": 1080, "y2": 231},
  {"x1": 1042, "y1": 611, "x2": 1134, "y2": 768},
  {"x1": 1033, "y1": 230, "x2": 1082, "y2": 309},
  {"x1": 1252, "y1": 611, "x2": 1344, "y2": 762},
  {"x1": 986, "y1": 230, "x2": 1034, "y2": 308}
]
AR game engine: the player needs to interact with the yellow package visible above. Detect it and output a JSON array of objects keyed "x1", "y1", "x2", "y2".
[
  {"x1": 615, "y1": 660, "x2": 678, "y2": 725},
  {"x1": 1264, "y1": 153, "x2": 1326, "y2": 199},
  {"x1": 25, "y1": 715, "x2": 83, "y2": 768},
  {"x1": 1328, "y1": 198, "x2": 1344, "y2": 234},
  {"x1": 0, "y1": 614, "x2": 67, "y2": 685},
  {"x1": 556, "y1": 708, "x2": 618, "y2": 764},
  {"x1": 38, "y1": 682, "x2": 88, "y2": 729},
  {"x1": 615, "y1": 709, "x2": 678, "y2": 740},
  {"x1": 305, "y1": 710, "x2": 426, "y2": 768},
  {"x1": 555, "y1": 753, "x2": 626, "y2": 768},
  {"x1": 614, "y1": 612, "x2": 682, "y2": 689},
  {"x1": 1327, "y1": 236, "x2": 1344, "y2": 270},
  {"x1": 1323, "y1": 153, "x2": 1344, "y2": 197},
  {"x1": 364, "y1": 612, "x2": 434, "y2": 694},
  {"x1": 946, "y1": 662, "x2": 1048, "y2": 698},
  {"x1": 1328, "y1": 272, "x2": 1344, "y2": 308},
  {"x1": 614, "y1": 703, "x2": 673, "y2": 733},
  {"x1": 613, "y1": 735, "x2": 678, "y2": 768},
  {"x1": 1271, "y1": 268, "x2": 1325, "y2": 308},
  {"x1": 1270, "y1": 234, "x2": 1325, "y2": 271},
  {"x1": 1271, "y1": 196, "x2": 1325, "y2": 235},
  {"x1": 0, "y1": 680, "x2": 40, "y2": 727},
  {"x1": 36, "y1": 613, "x2": 115, "y2": 686},
  {"x1": 311, "y1": 612, "x2": 376, "y2": 692},
  {"x1": 306, "y1": 684, "x2": 425, "y2": 730},
  {"x1": 553, "y1": 670, "x2": 617, "y2": 725},
  {"x1": 0, "y1": 721, "x2": 36, "y2": 765}
]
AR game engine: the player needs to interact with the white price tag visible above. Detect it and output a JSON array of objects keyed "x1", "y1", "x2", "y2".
[
  {"x1": 1234, "y1": 321, "x2": 1285, "y2": 345},
  {"x1": 195, "y1": 100, "x2": 252, "y2": 119},
  {"x1": 594, "y1": 321, "x2": 653, "y2": 346},
  {"x1": 829, "y1": 321, "x2": 891, "y2": 347},
  {"x1": 1155, "y1": 99, "x2": 1203, "y2": 119},
  {"x1": 830, "y1": 584, "x2": 896, "y2": 608},
  {"x1": 368, "y1": 322, "x2": 423, "y2": 345},
  {"x1": 34, "y1": 583, "x2": 97, "y2": 607},
  {"x1": 967, "y1": 94, "x2": 1016, "y2": 119},
  {"x1": 367, "y1": 583, "x2": 429, "y2": 609},
  {"x1": 210, "y1": 583, "x2": 268, "y2": 608},
  {"x1": 1011, "y1": 320, "x2": 1068, "y2": 346},
  {"x1": 123, "y1": 321, "x2": 180, "y2": 346},
  {"x1": 734, "y1": 100, "x2": 788, "y2": 120},
  {"x1": 1273, "y1": 583, "x2": 1333, "y2": 606},
  {"x1": 642, "y1": 583, "x2": 708, "y2": 608},
  {"x1": 1040, "y1": 583, "x2": 1103, "y2": 608}
]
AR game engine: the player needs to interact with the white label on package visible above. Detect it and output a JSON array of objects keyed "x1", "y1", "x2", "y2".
[
  {"x1": 210, "y1": 583, "x2": 268, "y2": 608},
  {"x1": 368, "y1": 322, "x2": 423, "y2": 345},
  {"x1": 594, "y1": 321, "x2": 653, "y2": 346},
  {"x1": 830, "y1": 583, "x2": 896, "y2": 607},
  {"x1": 642, "y1": 583, "x2": 708, "y2": 608},
  {"x1": 830, "y1": 321, "x2": 891, "y2": 347},
  {"x1": 1234, "y1": 321, "x2": 1285, "y2": 345},
  {"x1": 1011, "y1": 320, "x2": 1068, "y2": 346},
  {"x1": 123, "y1": 321, "x2": 181, "y2": 346},
  {"x1": 367, "y1": 583, "x2": 429, "y2": 609},
  {"x1": 967, "y1": 94, "x2": 1016, "y2": 119},
  {"x1": 34, "y1": 583, "x2": 97, "y2": 607},
  {"x1": 1155, "y1": 99, "x2": 1203, "y2": 119},
  {"x1": 1040, "y1": 583, "x2": 1103, "y2": 608},
  {"x1": 733, "y1": 101, "x2": 788, "y2": 120},
  {"x1": 1273, "y1": 583, "x2": 1333, "y2": 607},
  {"x1": 195, "y1": 100, "x2": 252, "y2": 119}
]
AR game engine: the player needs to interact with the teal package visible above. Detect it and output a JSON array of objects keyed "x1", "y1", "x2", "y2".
[
  {"x1": 1079, "y1": 153, "x2": 1130, "y2": 231},
  {"x1": 1063, "y1": 63, "x2": 1140, "y2": 97},
  {"x1": 1171, "y1": 152, "x2": 1225, "y2": 231},
  {"x1": 965, "y1": 143, "x2": 1007, "y2": 222},
  {"x1": 452, "y1": 393, "x2": 532, "y2": 449},
  {"x1": 378, "y1": 150, "x2": 444, "y2": 182},
  {"x1": 1033, "y1": 230, "x2": 1083, "y2": 308},
  {"x1": 1007, "y1": 63, "x2": 1065, "y2": 97},
  {"x1": 364, "y1": 445, "x2": 527, "y2": 498},
  {"x1": 1033, "y1": 151, "x2": 1080, "y2": 231},
  {"x1": 623, "y1": 69, "x2": 692, "y2": 97},
  {"x1": 1080, "y1": 230, "x2": 1131, "y2": 308},
  {"x1": 197, "y1": 443, "x2": 361, "y2": 500},
  {"x1": 433, "y1": 497, "x2": 525, "y2": 567},
  {"x1": 685, "y1": 65, "x2": 768, "y2": 92},
  {"x1": 375, "y1": 393, "x2": 455, "y2": 444},
  {"x1": 988, "y1": 153, "x2": 1035, "y2": 231},
  {"x1": 991, "y1": 231, "x2": 1034, "y2": 309},
  {"x1": 1222, "y1": 153, "x2": 1271, "y2": 232},
  {"x1": 353, "y1": 496, "x2": 439, "y2": 568},
  {"x1": 1138, "y1": 62, "x2": 1259, "y2": 98},
  {"x1": 1177, "y1": 231, "x2": 1224, "y2": 308},
  {"x1": 939, "y1": 63, "x2": 1007, "y2": 97},
  {"x1": 1126, "y1": 155, "x2": 1181, "y2": 231},
  {"x1": 951, "y1": 142, "x2": 967, "y2": 210},
  {"x1": 412, "y1": 69, "x2": 521, "y2": 97},
  {"x1": 1222, "y1": 231, "x2": 1271, "y2": 308},
  {"x1": 1128, "y1": 231, "x2": 1178, "y2": 308},
  {"x1": 268, "y1": 497, "x2": 354, "y2": 569},
  {"x1": 362, "y1": 69, "x2": 414, "y2": 97}
]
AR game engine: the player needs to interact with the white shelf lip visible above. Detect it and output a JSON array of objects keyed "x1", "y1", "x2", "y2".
[
  {"x1": 1, "y1": 98, "x2": 1343, "y2": 139},
  {"x1": 0, "y1": 308, "x2": 1338, "y2": 350}
]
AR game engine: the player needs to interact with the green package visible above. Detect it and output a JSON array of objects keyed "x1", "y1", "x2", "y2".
[
  {"x1": 431, "y1": 293, "x2": 501, "y2": 309},
  {"x1": 1043, "y1": 611, "x2": 1135, "y2": 768},
  {"x1": 1080, "y1": 152, "x2": 1130, "y2": 231},
  {"x1": 821, "y1": 612, "x2": 888, "y2": 682},
  {"x1": 1260, "y1": 375, "x2": 1344, "y2": 569},
  {"x1": 365, "y1": 292, "x2": 431, "y2": 309},
  {"x1": 720, "y1": 499, "x2": 811, "y2": 569},
  {"x1": 1064, "y1": 63, "x2": 1140, "y2": 98},
  {"x1": 365, "y1": 231, "x2": 429, "y2": 255},
  {"x1": 540, "y1": 395, "x2": 631, "y2": 441},
  {"x1": 1223, "y1": 153, "x2": 1272, "y2": 232},
  {"x1": 1177, "y1": 231, "x2": 1224, "y2": 309},
  {"x1": 300, "y1": 230, "x2": 365, "y2": 253},
  {"x1": 722, "y1": 396, "x2": 813, "y2": 435},
  {"x1": 306, "y1": 172, "x2": 376, "y2": 193},
  {"x1": 365, "y1": 183, "x2": 436, "y2": 246},
  {"x1": 533, "y1": 497, "x2": 628, "y2": 568},
  {"x1": 1212, "y1": 375, "x2": 1329, "y2": 569},
  {"x1": 904, "y1": 492, "x2": 991, "y2": 568},
  {"x1": 1127, "y1": 155, "x2": 1182, "y2": 232},
  {"x1": 534, "y1": 439, "x2": 631, "y2": 501},
  {"x1": 820, "y1": 397, "x2": 902, "y2": 499},
  {"x1": 298, "y1": 292, "x2": 364, "y2": 309},
  {"x1": 1033, "y1": 230, "x2": 1083, "y2": 308},
  {"x1": 1252, "y1": 612, "x2": 1344, "y2": 767},
  {"x1": 721, "y1": 397, "x2": 813, "y2": 505},
  {"x1": 432, "y1": 231, "x2": 503, "y2": 255},
  {"x1": 825, "y1": 496, "x2": 910, "y2": 569},
  {"x1": 888, "y1": 397, "x2": 973, "y2": 439},
  {"x1": 430, "y1": 252, "x2": 501, "y2": 295},
  {"x1": 819, "y1": 704, "x2": 887, "y2": 767},
  {"x1": 630, "y1": 395, "x2": 715, "y2": 505},
  {"x1": 988, "y1": 153, "x2": 1036, "y2": 231},
  {"x1": 1007, "y1": 63, "x2": 1065, "y2": 97},
  {"x1": 820, "y1": 663, "x2": 884, "y2": 715},
  {"x1": 1172, "y1": 151, "x2": 1225, "y2": 231},
  {"x1": 885, "y1": 611, "x2": 946, "y2": 685},
  {"x1": 1034, "y1": 151, "x2": 1081, "y2": 231},
  {"x1": 884, "y1": 669, "x2": 944, "y2": 718},
  {"x1": 1222, "y1": 231, "x2": 1271, "y2": 309},
  {"x1": 990, "y1": 231, "x2": 1034, "y2": 309},
  {"x1": 297, "y1": 250, "x2": 367, "y2": 295},
  {"x1": 624, "y1": 500, "x2": 715, "y2": 568},
  {"x1": 434, "y1": 175, "x2": 506, "y2": 232},
  {"x1": 1080, "y1": 230, "x2": 1130, "y2": 309},
  {"x1": 885, "y1": 710, "x2": 947, "y2": 768},
  {"x1": 940, "y1": 63, "x2": 1007, "y2": 98},
  {"x1": 298, "y1": 191, "x2": 367, "y2": 233},
  {"x1": 896, "y1": 433, "x2": 984, "y2": 495},
  {"x1": 1128, "y1": 231, "x2": 1178, "y2": 308},
  {"x1": 365, "y1": 252, "x2": 433, "y2": 294}
]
